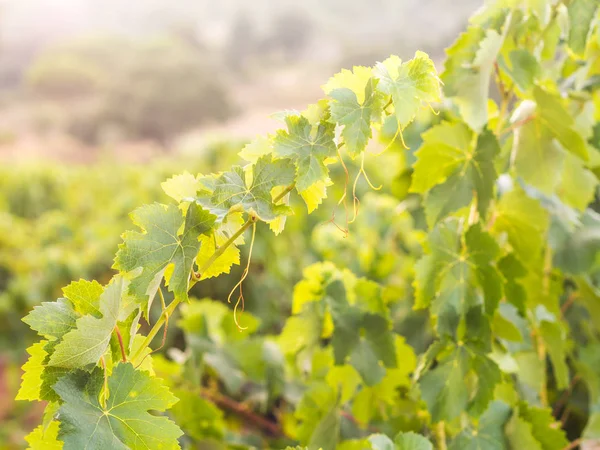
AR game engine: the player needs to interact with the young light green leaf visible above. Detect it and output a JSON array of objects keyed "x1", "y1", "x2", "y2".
[
  {"x1": 161, "y1": 171, "x2": 201, "y2": 202},
  {"x1": 25, "y1": 421, "x2": 63, "y2": 450},
  {"x1": 16, "y1": 340, "x2": 48, "y2": 401},
  {"x1": 195, "y1": 212, "x2": 245, "y2": 280},
  {"x1": 62, "y1": 279, "x2": 104, "y2": 318},
  {"x1": 375, "y1": 51, "x2": 441, "y2": 132}
]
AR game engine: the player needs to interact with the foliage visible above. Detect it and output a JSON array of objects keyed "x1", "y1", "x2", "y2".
[{"x1": 14, "y1": 1, "x2": 600, "y2": 449}]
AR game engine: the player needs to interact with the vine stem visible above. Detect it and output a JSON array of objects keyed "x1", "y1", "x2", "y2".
[
  {"x1": 130, "y1": 297, "x2": 180, "y2": 365},
  {"x1": 113, "y1": 326, "x2": 127, "y2": 362},
  {"x1": 562, "y1": 438, "x2": 582, "y2": 450},
  {"x1": 435, "y1": 422, "x2": 447, "y2": 450},
  {"x1": 200, "y1": 388, "x2": 285, "y2": 436},
  {"x1": 537, "y1": 246, "x2": 553, "y2": 407},
  {"x1": 131, "y1": 182, "x2": 297, "y2": 364}
]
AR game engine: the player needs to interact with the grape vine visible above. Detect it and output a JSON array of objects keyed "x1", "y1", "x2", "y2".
[{"x1": 17, "y1": 0, "x2": 600, "y2": 449}]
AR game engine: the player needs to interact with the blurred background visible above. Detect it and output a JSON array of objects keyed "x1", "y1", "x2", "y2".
[{"x1": 0, "y1": 0, "x2": 480, "y2": 447}]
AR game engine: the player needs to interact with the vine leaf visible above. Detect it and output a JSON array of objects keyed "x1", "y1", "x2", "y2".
[
  {"x1": 196, "y1": 155, "x2": 295, "y2": 222},
  {"x1": 449, "y1": 401, "x2": 511, "y2": 450},
  {"x1": 48, "y1": 276, "x2": 126, "y2": 370},
  {"x1": 62, "y1": 279, "x2": 104, "y2": 318},
  {"x1": 417, "y1": 125, "x2": 499, "y2": 227},
  {"x1": 442, "y1": 20, "x2": 507, "y2": 132},
  {"x1": 273, "y1": 115, "x2": 336, "y2": 191},
  {"x1": 24, "y1": 421, "x2": 62, "y2": 450},
  {"x1": 539, "y1": 321, "x2": 569, "y2": 390},
  {"x1": 170, "y1": 390, "x2": 225, "y2": 441},
  {"x1": 16, "y1": 340, "x2": 48, "y2": 401},
  {"x1": 114, "y1": 202, "x2": 215, "y2": 307},
  {"x1": 329, "y1": 77, "x2": 383, "y2": 157},
  {"x1": 369, "y1": 431, "x2": 434, "y2": 450},
  {"x1": 326, "y1": 279, "x2": 396, "y2": 386},
  {"x1": 567, "y1": 0, "x2": 599, "y2": 56},
  {"x1": 375, "y1": 51, "x2": 441, "y2": 132},
  {"x1": 22, "y1": 298, "x2": 78, "y2": 341},
  {"x1": 420, "y1": 308, "x2": 500, "y2": 422},
  {"x1": 54, "y1": 362, "x2": 182, "y2": 450},
  {"x1": 506, "y1": 403, "x2": 568, "y2": 450},
  {"x1": 419, "y1": 345, "x2": 470, "y2": 423},
  {"x1": 195, "y1": 212, "x2": 245, "y2": 280},
  {"x1": 414, "y1": 220, "x2": 502, "y2": 316},
  {"x1": 161, "y1": 171, "x2": 201, "y2": 203},
  {"x1": 295, "y1": 383, "x2": 339, "y2": 450},
  {"x1": 491, "y1": 187, "x2": 549, "y2": 263},
  {"x1": 533, "y1": 86, "x2": 588, "y2": 161}
]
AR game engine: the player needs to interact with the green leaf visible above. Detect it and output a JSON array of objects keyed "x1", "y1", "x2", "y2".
[
  {"x1": 411, "y1": 122, "x2": 473, "y2": 193},
  {"x1": 514, "y1": 113, "x2": 565, "y2": 195},
  {"x1": 411, "y1": 123, "x2": 499, "y2": 226},
  {"x1": 25, "y1": 421, "x2": 63, "y2": 450},
  {"x1": 16, "y1": 340, "x2": 48, "y2": 401},
  {"x1": 114, "y1": 202, "x2": 215, "y2": 306},
  {"x1": 442, "y1": 23, "x2": 506, "y2": 132},
  {"x1": 419, "y1": 346, "x2": 470, "y2": 422},
  {"x1": 533, "y1": 86, "x2": 588, "y2": 161},
  {"x1": 449, "y1": 401, "x2": 511, "y2": 450},
  {"x1": 375, "y1": 51, "x2": 441, "y2": 134},
  {"x1": 273, "y1": 114, "x2": 335, "y2": 191},
  {"x1": 567, "y1": 0, "x2": 599, "y2": 56},
  {"x1": 325, "y1": 280, "x2": 396, "y2": 385},
  {"x1": 539, "y1": 321, "x2": 569, "y2": 390},
  {"x1": 329, "y1": 77, "x2": 383, "y2": 157},
  {"x1": 500, "y1": 49, "x2": 540, "y2": 91},
  {"x1": 558, "y1": 152, "x2": 597, "y2": 211},
  {"x1": 54, "y1": 363, "x2": 182, "y2": 450},
  {"x1": 48, "y1": 276, "x2": 126, "y2": 370},
  {"x1": 414, "y1": 220, "x2": 502, "y2": 316},
  {"x1": 170, "y1": 390, "x2": 225, "y2": 440},
  {"x1": 368, "y1": 434, "x2": 395, "y2": 450},
  {"x1": 394, "y1": 432, "x2": 434, "y2": 450},
  {"x1": 505, "y1": 412, "x2": 543, "y2": 450},
  {"x1": 465, "y1": 223, "x2": 503, "y2": 314},
  {"x1": 296, "y1": 383, "x2": 339, "y2": 450},
  {"x1": 492, "y1": 187, "x2": 548, "y2": 262},
  {"x1": 196, "y1": 155, "x2": 295, "y2": 222},
  {"x1": 62, "y1": 279, "x2": 104, "y2": 318},
  {"x1": 518, "y1": 403, "x2": 569, "y2": 450},
  {"x1": 308, "y1": 407, "x2": 340, "y2": 450},
  {"x1": 498, "y1": 253, "x2": 527, "y2": 314},
  {"x1": 23, "y1": 298, "x2": 78, "y2": 340}
]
